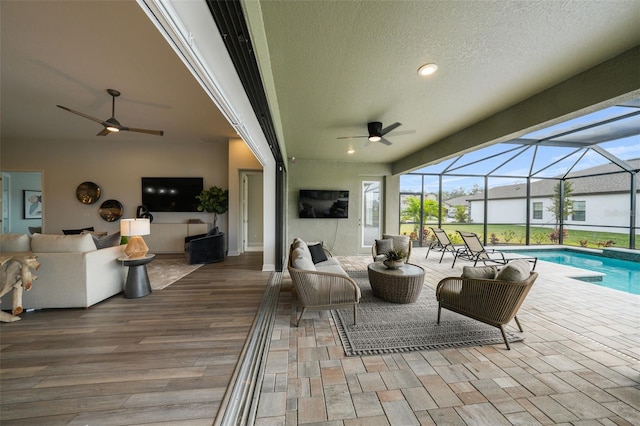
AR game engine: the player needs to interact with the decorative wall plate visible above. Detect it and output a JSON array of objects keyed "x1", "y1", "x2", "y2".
[
  {"x1": 99, "y1": 199, "x2": 123, "y2": 222},
  {"x1": 76, "y1": 181, "x2": 101, "y2": 204}
]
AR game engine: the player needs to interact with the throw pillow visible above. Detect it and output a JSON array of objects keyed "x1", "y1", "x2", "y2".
[
  {"x1": 496, "y1": 260, "x2": 530, "y2": 281},
  {"x1": 375, "y1": 238, "x2": 394, "y2": 255},
  {"x1": 308, "y1": 243, "x2": 328, "y2": 264},
  {"x1": 91, "y1": 232, "x2": 122, "y2": 249},
  {"x1": 383, "y1": 234, "x2": 411, "y2": 253},
  {"x1": 62, "y1": 226, "x2": 94, "y2": 235},
  {"x1": 461, "y1": 265, "x2": 497, "y2": 279},
  {"x1": 291, "y1": 247, "x2": 316, "y2": 270}
]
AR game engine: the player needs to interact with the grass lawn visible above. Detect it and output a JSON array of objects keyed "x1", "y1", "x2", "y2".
[{"x1": 400, "y1": 223, "x2": 633, "y2": 249}]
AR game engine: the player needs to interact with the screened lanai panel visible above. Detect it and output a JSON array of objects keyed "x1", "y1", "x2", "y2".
[
  {"x1": 411, "y1": 157, "x2": 458, "y2": 174},
  {"x1": 399, "y1": 174, "x2": 423, "y2": 193},
  {"x1": 489, "y1": 146, "x2": 536, "y2": 177},
  {"x1": 523, "y1": 105, "x2": 639, "y2": 141},
  {"x1": 531, "y1": 146, "x2": 592, "y2": 177},
  {"x1": 445, "y1": 145, "x2": 528, "y2": 176},
  {"x1": 599, "y1": 136, "x2": 640, "y2": 161}
]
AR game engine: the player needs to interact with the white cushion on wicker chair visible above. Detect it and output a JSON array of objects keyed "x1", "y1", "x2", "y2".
[
  {"x1": 496, "y1": 260, "x2": 530, "y2": 281},
  {"x1": 462, "y1": 265, "x2": 497, "y2": 279}
]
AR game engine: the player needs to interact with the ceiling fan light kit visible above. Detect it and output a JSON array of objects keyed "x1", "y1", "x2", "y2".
[
  {"x1": 57, "y1": 88, "x2": 164, "y2": 137},
  {"x1": 337, "y1": 121, "x2": 414, "y2": 147}
]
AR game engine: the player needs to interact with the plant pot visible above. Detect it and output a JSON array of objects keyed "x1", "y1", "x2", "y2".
[{"x1": 383, "y1": 259, "x2": 404, "y2": 270}]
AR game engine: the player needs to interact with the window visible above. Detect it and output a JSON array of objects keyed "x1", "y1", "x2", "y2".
[
  {"x1": 532, "y1": 202, "x2": 543, "y2": 220},
  {"x1": 572, "y1": 201, "x2": 586, "y2": 221}
]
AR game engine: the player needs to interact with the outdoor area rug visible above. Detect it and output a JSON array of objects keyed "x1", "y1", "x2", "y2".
[{"x1": 332, "y1": 271, "x2": 523, "y2": 356}]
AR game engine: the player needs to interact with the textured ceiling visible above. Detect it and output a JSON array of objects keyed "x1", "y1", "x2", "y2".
[
  {"x1": 246, "y1": 0, "x2": 640, "y2": 165},
  {"x1": 1, "y1": 0, "x2": 639, "y2": 171}
]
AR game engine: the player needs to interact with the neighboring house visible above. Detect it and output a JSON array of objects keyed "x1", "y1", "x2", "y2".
[{"x1": 463, "y1": 159, "x2": 640, "y2": 233}]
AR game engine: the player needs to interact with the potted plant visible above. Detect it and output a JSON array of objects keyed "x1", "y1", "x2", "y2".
[
  {"x1": 196, "y1": 186, "x2": 229, "y2": 231},
  {"x1": 383, "y1": 248, "x2": 407, "y2": 269}
]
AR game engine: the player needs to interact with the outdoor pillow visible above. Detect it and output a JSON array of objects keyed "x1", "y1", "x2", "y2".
[
  {"x1": 291, "y1": 247, "x2": 316, "y2": 270},
  {"x1": 461, "y1": 265, "x2": 497, "y2": 280},
  {"x1": 496, "y1": 259, "x2": 530, "y2": 281},
  {"x1": 375, "y1": 238, "x2": 394, "y2": 254},
  {"x1": 383, "y1": 234, "x2": 411, "y2": 253},
  {"x1": 308, "y1": 243, "x2": 328, "y2": 264}
]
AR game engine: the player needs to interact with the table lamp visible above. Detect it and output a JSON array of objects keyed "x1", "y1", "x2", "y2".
[{"x1": 120, "y1": 218, "x2": 150, "y2": 258}]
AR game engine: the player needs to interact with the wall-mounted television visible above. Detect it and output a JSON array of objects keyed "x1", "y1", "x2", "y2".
[
  {"x1": 141, "y1": 177, "x2": 203, "y2": 212},
  {"x1": 298, "y1": 190, "x2": 349, "y2": 219}
]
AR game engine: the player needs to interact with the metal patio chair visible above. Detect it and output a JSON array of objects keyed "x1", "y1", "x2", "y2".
[
  {"x1": 425, "y1": 227, "x2": 465, "y2": 263},
  {"x1": 453, "y1": 231, "x2": 537, "y2": 270}
]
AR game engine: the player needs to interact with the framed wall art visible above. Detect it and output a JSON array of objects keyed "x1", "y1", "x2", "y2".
[{"x1": 24, "y1": 190, "x2": 42, "y2": 219}]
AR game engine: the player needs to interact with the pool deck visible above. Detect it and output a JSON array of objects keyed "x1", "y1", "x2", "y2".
[{"x1": 254, "y1": 246, "x2": 640, "y2": 425}]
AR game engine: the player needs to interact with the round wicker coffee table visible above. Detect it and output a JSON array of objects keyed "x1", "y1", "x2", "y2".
[{"x1": 367, "y1": 262, "x2": 425, "y2": 304}]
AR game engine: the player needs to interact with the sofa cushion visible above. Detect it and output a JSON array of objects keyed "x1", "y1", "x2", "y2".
[
  {"x1": 291, "y1": 246, "x2": 315, "y2": 271},
  {"x1": 462, "y1": 265, "x2": 497, "y2": 280},
  {"x1": 62, "y1": 226, "x2": 95, "y2": 235},
  {"x1": 316, "y1": 263, "x2": 347, "y2": 275},
  {"x1": 31, "y1": 233, "x2": 97, "y2": 253},
  {"x1": 1, "y1": 233, "x2": 31, "y2": 252},
  {"x1": 315, "y1": 257, "x2": 341, "y2": 268},
  {"x1": 496, "y1": 260, "x2": 530, "y2": 282},
  {"x1": 308, "y1": 243, "x2": 328, "y2": 264}
]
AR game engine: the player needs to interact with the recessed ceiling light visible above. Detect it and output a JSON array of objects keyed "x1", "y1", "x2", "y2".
[
  {"x1": 418, "y1": 63, "x2": 438, "y2": 77},
  {"x1": 347, "y1": 149, "x2": 355, "y2": 154}
]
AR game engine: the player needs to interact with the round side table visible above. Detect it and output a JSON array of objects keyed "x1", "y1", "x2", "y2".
[
  {"x1": 367, "y1": 262, "x2": 425, "y2": 304},
  {"x1": 118, "y1": 254, "x2": 155, "y2": 299}
]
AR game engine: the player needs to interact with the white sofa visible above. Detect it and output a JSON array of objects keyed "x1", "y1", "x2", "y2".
[
  {"x1": 287, "y1": 238, "x2": 360, "y2": 326},
  {"x1": 1, "y1": 233, "x2": 125, "y2": 309}
]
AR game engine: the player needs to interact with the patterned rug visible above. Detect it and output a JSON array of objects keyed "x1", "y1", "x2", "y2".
[
  {"x1": 146, "y1": 258, "x2": 204, "y2": 290},
  {"x1": 332, "y1": 271, "x2": 523, "y2": 356}
]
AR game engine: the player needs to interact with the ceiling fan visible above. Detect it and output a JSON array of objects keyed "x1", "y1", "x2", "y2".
[
  {"x1": 57, "y1": 89, "x2": 164, "y2": 136},
  {"x1": 337, "y1": 121, "x2": 414, "y2": 146}
]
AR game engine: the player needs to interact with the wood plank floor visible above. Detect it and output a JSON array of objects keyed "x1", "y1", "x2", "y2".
[{"x1": 1, "y1": 252, "x2": 269, "y2": 425}]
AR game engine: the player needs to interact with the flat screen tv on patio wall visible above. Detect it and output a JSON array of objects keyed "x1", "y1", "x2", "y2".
[
  {"x1": 141, "y1": 177, "x2": 203, "y2": 212},
  {"x1": 298, "y1": 190, "x2": 349, "y2": 218}
]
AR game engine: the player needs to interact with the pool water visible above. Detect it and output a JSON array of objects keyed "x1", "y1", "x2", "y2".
[{"x1": 505, "y1": 249, "x2": 640, "y2": 295}]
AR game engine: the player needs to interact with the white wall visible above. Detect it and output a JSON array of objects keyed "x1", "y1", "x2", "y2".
[
  {"x1": 1, "y1": 137, "x2": 228, "y2": 235},
  {"x1": 287, "y1": 158, "x2": 394, "y2": 256}
]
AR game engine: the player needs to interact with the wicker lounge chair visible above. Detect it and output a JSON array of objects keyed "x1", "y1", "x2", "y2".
[
  {"x1": 453, "y1": 231, "x2": 537, "y2": 270},
  {"x1": 436, "y1": 270, "x2": 538, "y2": 349},
  {"x1": 425, "y1": 227, "x2": 464, "y2": 263}
]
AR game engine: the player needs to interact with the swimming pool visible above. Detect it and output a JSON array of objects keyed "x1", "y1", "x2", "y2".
[{"x1": 505, "y1": 249, "x2": 640, "y2": 295}]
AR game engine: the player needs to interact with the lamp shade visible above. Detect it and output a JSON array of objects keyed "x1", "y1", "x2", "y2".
[{"x1": 120, "y1": 218, "x2": 150, "y2": 237}]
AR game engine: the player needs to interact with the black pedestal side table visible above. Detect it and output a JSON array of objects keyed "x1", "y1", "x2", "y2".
[{"x1": 119, "y1": 254, "x2": 155, "y2": 299}]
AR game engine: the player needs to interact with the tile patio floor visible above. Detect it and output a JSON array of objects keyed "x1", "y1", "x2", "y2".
[{"x1": 255, "y1": 247, "x2": 640, "y2": 425}]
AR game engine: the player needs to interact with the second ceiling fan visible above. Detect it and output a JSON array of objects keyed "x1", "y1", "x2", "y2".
[{"x1": 337, "y1": 121, "x2": 414, "y2": 146}]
